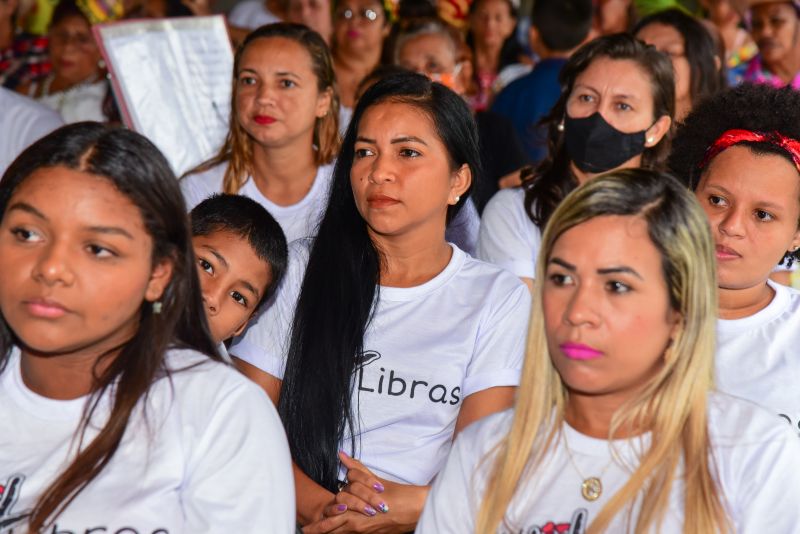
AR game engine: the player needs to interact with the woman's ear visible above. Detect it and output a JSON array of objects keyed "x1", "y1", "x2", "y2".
[
  {"x1": 144, "y1": 258, "x2": 174, "y2": 303},
  {"x1": 645, "y1": 115, "x2": 672, "y2": 147},
  {"x1": 316, "y1": 86, "x2": 333, "y2": 118},
  {"x1": 449, "y1": 163, "x2": 472, "y2": 204}
]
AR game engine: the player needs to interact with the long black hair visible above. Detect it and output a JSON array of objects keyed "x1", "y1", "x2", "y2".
[
  {"x1": 278, "y1": 72, "x2": 480, "y2": 492},
  {"x1": 634, "y1": 8, "x2": 727, "y2": 112},
  {"x1": 0, "y1": 122, "x2": 219, "y2": 529},
  {"x1": 523, "y1": 33, "x2": 675, "y2": 229}
]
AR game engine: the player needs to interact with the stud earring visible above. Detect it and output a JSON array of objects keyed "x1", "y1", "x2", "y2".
[
  {"x1": 557, "y1": 122, "x2": 565, "y2": 132},
  {"x1": 454, "y1": 195, "x2": 461, "y2": 204},
  {"x1": 152, "y1": 301, "x2": 163, "y2": 314},
  {"x1": 646, "y1": 137, "x2": 655, "y2": 145}
]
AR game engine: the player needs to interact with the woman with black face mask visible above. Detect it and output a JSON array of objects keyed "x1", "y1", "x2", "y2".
[{"x1": 476, "y1": 34, "x2": 674, "y2": 291}]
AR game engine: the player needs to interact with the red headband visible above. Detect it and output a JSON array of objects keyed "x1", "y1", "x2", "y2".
[{"x1": 699, "y1": 129, "x2": 800, "y2": 172}]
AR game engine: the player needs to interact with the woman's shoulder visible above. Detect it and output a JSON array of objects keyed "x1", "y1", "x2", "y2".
[{"x1": 159, "y1": 347, "x2": 271, "y2": 408}]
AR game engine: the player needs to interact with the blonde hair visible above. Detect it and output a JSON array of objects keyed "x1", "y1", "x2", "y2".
[
  {"x1": 185, "y1": 23, "x2": 341, "y2": 193},
  {"x1": 476, "y1": 169, "x2": 730, "y2": 533}
]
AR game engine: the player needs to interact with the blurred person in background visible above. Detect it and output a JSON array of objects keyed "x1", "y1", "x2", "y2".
[
  {"x1": 635, "y1": 8, "x2": 727, "y2": 123},
  {"x1": 466, "y1": 0, "x2": 529, "y2": 111},
  {"x1": 492, "y1": 0, "x2": 593, "y2": 165},
  {"x1": 701, "y1": 0, "x2": 757, "y2": 84},
  {"x1": 743, "y1": 0, "x2": 800, "y2": 87}
]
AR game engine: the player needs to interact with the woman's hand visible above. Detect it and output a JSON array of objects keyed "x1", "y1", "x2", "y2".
[{"x1": 311, "y1": 452, "x2": 429, "y2": 533}]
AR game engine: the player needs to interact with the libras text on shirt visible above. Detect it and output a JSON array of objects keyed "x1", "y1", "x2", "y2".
[{"x1": 356, "y1": 351, "x2": 461, "y2": 405}]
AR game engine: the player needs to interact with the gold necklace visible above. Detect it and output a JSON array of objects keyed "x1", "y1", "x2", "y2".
[{"x1": 563, "y1": 431, "x2": 614, "y2": 502}]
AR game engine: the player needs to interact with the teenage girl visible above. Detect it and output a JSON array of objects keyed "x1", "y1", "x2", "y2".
[{"x1": 0, "y1": 123, "x2": 294, "y2": 532}]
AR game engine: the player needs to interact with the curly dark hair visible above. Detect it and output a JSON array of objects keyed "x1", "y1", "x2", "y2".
[{"x1": 668, "y1": 83, "x2": 800, "y2": 266}]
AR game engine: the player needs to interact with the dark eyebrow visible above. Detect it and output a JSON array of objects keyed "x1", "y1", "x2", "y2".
[
  {"x1": 7, "y1": 202, "x2": 47, "y2": 220},
  {"x1": 200, "y1": 245, "x2": 228, "y2": 270},
  {"x1": 550, "y1": 257, "x2": 643, "y2": 280},
  {"x1": 86, "y1": 226, "x2": 134, "y2": 240},
  {"x1": 597, "y1": 266, "x2": 643, "y2": 280},
  {"x1": 8, "y1": 203, "x2": 133, "y2": 239},
  {"x1": 391, "y1": 136, "x2": 428, "y2": 146},
  {"x1": 240, "y1": 280, "x2": 260, "y2": 300},
  {"x1": 550, "y1": 257, "x2": 575, "y2": 271},
  {"x1": 356, "y1": 136, "x2": 375, "y2": 144},
  {"x1": 705, "y1": 183, "x2": 785, "y2": 211}
]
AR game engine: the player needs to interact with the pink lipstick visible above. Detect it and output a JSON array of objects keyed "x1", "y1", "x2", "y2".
[{"x1": 560, "y1": 342, "x2": 603, "y2": 360}]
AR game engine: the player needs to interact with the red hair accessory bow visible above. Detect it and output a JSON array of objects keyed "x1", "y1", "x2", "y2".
[{"x1": 699, "y1": 129, "x2": 800, "y2": 173}]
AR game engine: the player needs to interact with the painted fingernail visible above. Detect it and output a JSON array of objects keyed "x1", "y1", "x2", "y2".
[
  {"x1": 337, "y1": 504, "x2": 347, "y2": 512},
  {"x1": 373, "y1": 482, "x2": 385, "y2": 493},
  {"x1": 378, "y1": 502, "x2": 390, "y2": 513},
  {"x1": 365, "y1": 506, "x2": 377, "y2": 516}
]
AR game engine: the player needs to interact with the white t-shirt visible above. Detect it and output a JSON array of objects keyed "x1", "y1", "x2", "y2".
[
  {"x1": 716, "y1": 280, "x2": 800, "y2": 433},
  {"x1": 476, "y1": 187, "x2": 541, "y2": 279},
  {"x1": 0, "y1": 346, "x2": 295, "y2": 533},
  {"x1": 418, "y1": 393, "x2": 800, "y2": 533},
  {"x1": 36, "y1": 80, "x2": 108, "y2": 124},
  {"x1": 0, "y1": 87, "x2": 63, "y2": 174},
  {"x1": 232, "y1": 239, "x2": 531, "y2": 485},
  {"x1": 180, "y1": 162, "x2": 334, "y2": 243},
  {"x1": 227, "y1": 0, "x2": 281, "y2": 29}
]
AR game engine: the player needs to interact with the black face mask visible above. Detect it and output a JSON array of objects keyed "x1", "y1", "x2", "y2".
[{"x1": 563, "y1": 112, "x2": 649, "y2": 174}]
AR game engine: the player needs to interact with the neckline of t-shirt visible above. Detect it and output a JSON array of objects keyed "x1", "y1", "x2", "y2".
[
  {"x1": 717, "y1": 279, "x2": 793, "y2": 334},
  {"x1": 242, "y1": 163, "x2": 333, "y2": 215},
  {"x1": 2, "y1": 346, "x2": 90, "y2": 421},
  {"x1": 562, "y1": 420, "x2": 649, "y2": 458},
  {"x1": 379, "y1": 244, "x2": 466, "y2": 302}
]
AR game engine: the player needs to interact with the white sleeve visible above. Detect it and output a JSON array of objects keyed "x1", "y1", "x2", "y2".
[
  {"x1": 725, "y1": 423, "x2": 800, "y2": 531},
  {"x1": 182, "y1": 380, "x2": 295, "y2": 533},
  {"x1": 229, "y1": 239, "x2": 310, "y2": 379},
  {"x1": 476, "y1": 189, "x2": 540, "y2": 280},
  {"x1": 417, "y1": 422, "x2": 486, "y2": 533},
  {"x1": 463, "y1": 278, "x2": 531, "y2": 397}
]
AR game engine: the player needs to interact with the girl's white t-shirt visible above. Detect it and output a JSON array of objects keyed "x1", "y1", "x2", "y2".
[
  {"x1": 476, "y1": 187, "x2": 541, "y2": 279},
  {"x1": 418, "y1": 393, "x2": 800, "y2": 533},
  {"x1": 716, "y1": 280, "x2": 800, "y2": 433},
  {"x1": 180, "y1": 162, "x2": 335, "y2": 244},
  {"x1": 231, "y1": 239, "x2": 531, "y2": 485},
  {"x1": 0, "y1": 347, "x2": 295, "y2": 533}
]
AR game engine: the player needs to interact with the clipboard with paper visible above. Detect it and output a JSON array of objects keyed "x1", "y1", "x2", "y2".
[{"x1": 94, "y1": 16, "x2": 233, "y2": 175}]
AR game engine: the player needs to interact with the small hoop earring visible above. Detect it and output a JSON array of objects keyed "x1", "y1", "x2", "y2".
[{"x1": 152, "y1": 301, "x2": 163, "y2": 314}]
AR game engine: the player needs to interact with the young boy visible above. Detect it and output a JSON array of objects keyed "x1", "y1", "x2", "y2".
[{"x1": 190, "y1": 194, "x2": 288, "y2": 360}]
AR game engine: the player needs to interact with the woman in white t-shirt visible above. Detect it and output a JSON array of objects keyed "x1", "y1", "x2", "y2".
[
  {"x1": 0, "y1": 123, "x2": 294, "y2": 533},
  {"x1": 419, "y1": 169, "x2": 800, "y2": 534},
  {"x1": 181, "y1": 23, "x2": 340, "y2": 244},
  {"x1": 233, "y1": 72, "x2": 531, "y2": 533},
  {"x1": 477, "y1": 34, "x2": 674, "y2": 291},
  {"x1": 668, "y1": 83, "x2": 800, "y2": 432}
]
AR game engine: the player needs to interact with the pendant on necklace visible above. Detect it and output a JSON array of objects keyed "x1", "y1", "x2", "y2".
[{"x1": 581, "y1": 477, "x2": 602, "y2": 501}]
